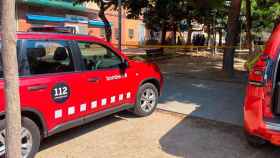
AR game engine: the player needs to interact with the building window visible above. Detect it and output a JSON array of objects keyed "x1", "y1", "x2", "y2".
[
  {"x1": 128, "y1": 29, "x2": 134, "y2": 39},
  {"x1": 100, "y1": 28, "x2": 106, "y2": 38}
]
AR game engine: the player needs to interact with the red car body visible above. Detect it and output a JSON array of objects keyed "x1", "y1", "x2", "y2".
[
  {"x1": 0, "y1": 32, "x2": 163, "y2": 137},
  {"x1": 244, "y1": 25, "x2": 280, "y2": 145}
]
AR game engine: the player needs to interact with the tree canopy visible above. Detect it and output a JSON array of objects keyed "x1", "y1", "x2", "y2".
[
  {"x1": 75, "y1": 0, "x2": 148, "y2": 41},
  {"x1": 75, "y1": 0, "x2": 280, "y2": 76},
  {"x1": 251, "y1": 0, "x2": 280, "y2": 32}
]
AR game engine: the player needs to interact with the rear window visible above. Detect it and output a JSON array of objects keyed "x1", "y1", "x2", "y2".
[
  {"x1": 24, "y1": 40, "x2": 75, "y2": 75},
  {"x1": 0, "y1": 40, "x2": 29, "y2": 78}
]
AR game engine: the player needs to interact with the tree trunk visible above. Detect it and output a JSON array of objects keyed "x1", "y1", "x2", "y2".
[
  {"x1": 117, "y1": 0, "x2": 122, "y2": 50},
  {"x1": 99, "y1": 2, "x2": 112, "y2": 42},
  {"x1": 207, "y1": 24, "x2": 211, "y2": 48},
  {"x1": 223, "y1": 0, "x2": 242, "y2": 77},
  {"x1": 172, "y1": 23, "x2": 177, "y2": 45},
  {"x1": 245, "y1": 0, "x2": 253, "y2": 55},
  {"x1": 219, "y1": 29, "x2": 223, "y2": 46},
  {"x1": 2, "y1": 0, "x2": 22, "y2": 158},
  {"x1": 161, "y1": 26, "x2": 167, "y2": 45},
  {"x1": 187, "y1": 19, "x2": 192, "y2": 45},
  {"x1": 187, "y1": 30, "x2": 193, "y2": 45}
]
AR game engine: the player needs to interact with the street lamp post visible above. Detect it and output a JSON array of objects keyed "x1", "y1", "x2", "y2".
[{"x1": 118, "y1": 0, "x2": 122, "y2": 50}]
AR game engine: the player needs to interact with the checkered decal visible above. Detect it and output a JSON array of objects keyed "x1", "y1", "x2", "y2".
[{"x1": 54, "y1": 92, "x2": 132, "y2": 119}]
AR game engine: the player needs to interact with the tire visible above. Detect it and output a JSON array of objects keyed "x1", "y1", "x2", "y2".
[
  {"x1": 245, "y1": 132, "x2": 267, "y2": 148},
  {"x1": 133, "y1": 83, "x2": 159, "y2": 117},
  {"x1": 0, "y1": 117, "x2": 41, "y2": 158}
]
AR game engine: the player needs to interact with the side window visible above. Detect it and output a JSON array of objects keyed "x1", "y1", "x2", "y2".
[
  {"x1": 25, "y1": 40, "x2": 74, "y2": 75},
  {"x1": 78, "y1": 42, "x2": 122, "y2": 70},
  {"x1": 0, "y1": 41, "x2": 23, "y2": 77}
]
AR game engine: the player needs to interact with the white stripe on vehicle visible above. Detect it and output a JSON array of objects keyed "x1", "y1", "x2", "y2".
[
  {"x1": 55, "y1": 109, "x2": 62, "y2": 119},
  {"x1": 68, "y1": 106, "x2": 75, "y2": 115},
  {"x1": 91, "y1": 101, "x2": 97, "y2": 109},
  {"x1": 126, "y1": 92, "x2": 131, "y2": 99},
  {"x1": 119, "y1": 94, "x2": 124, "y2": 101},
  {"x1": 111, "y1": 96, "x2": 116, "y2": 103},
  {"x1": 80, "y1": 104, "x2": 87, "y2": 112},
  {"x1": 101, "y1": 98, "x2": 107, "y2": 106}
]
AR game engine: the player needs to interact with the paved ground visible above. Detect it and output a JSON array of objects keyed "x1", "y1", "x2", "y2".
[
  {"x1": 36, "y1": 111, "x2": 280, "y2": 158},
  {"x1": 35, "y1": 55, "x2": 279, "y2": 158},
  {"x1": 158, "y1": 74, "x2": 245, "y2": 126},
  {"x1": 154, "y1": 55, "x2": 247, "y2": 126}
]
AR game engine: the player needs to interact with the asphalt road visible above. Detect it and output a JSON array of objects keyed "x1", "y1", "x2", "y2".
[
  {"x1": 158, "y1": 74, "x2": 245, "y2": 126},
  {"x1": 154, "y1": 55, "x2": 247, "y2": 126}
]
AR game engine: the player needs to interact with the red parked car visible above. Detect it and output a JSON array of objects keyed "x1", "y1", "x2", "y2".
[
  {"x1": 244, "y1": 25, "x2": 280, "y2": 147},
  {"x1": 0, "y1": 32, "x2": 163, "y2": 158}
]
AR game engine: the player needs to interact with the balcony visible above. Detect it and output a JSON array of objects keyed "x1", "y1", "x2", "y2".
[{"x1": 19, "y1": 0, "x2": 86, "y2": 12}]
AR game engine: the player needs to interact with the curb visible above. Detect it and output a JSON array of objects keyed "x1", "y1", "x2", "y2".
[{"x1": 168, "y1": 72, "x2": 247, "y2": 84}]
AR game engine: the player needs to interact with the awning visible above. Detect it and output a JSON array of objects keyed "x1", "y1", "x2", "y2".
[
  {"x1": 19, "y1": 0, "x2": 86, "y2": 12},
  {"x1": 89, "y1": 20, "x2": 113, "y2": 28},
  {"x1": 26, "y1": 14, "x2": 112, "y2": 27},
  {"x1": 27, "y1": 14, "x2": 66, "y2": 23}
]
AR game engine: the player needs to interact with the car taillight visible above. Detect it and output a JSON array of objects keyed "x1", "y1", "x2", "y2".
[{"x1": 249, "y1": 54, "x2": 272, "y2": 86}]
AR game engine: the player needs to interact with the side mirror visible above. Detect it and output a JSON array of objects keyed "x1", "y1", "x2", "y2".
[
  {"x1": 120, "y1": 59, "x2": 128, "y2": 70},
  {"x1": 120, "y1": 59, "x2": 128, "y2": 76}
]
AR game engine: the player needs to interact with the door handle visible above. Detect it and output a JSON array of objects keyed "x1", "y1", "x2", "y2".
[
  {"x1": 28, "y1": 85, "x2": 48, "y2": 91},
  {"x1": 88, "y1": 77, "x2": 100, "y2": 83}
]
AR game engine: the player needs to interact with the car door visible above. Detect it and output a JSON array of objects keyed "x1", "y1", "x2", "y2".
[
  {"x1": 19, "y1": 39, "x2": 88, "y2": 131},
  {"x1": 75, "y1": 40, "x2": 136, "y2": 116}
]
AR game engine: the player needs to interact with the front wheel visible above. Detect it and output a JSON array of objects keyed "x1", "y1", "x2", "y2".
[
  {"x1": 133, "y1": 83, "x2": 159, "y2": 117},
  {"x1": 0, "y1": 117, "x2": 41, "y2": 158}
]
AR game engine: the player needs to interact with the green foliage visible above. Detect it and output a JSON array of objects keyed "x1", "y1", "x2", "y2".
[
  {"x1": 124, "y1": 0, "x2": 150, "y2": 19},
  {"x1": 143, "y1": 0, "x2": 194, "y2": 31},
  {"x1": 75, "y1": 0, "x2": 148, "y2": 18},
  {"x1": 75, "y1": 0, "x2": 279, "y2": 42},
  {"x1": 251, "y1": 0, "x2": 280, "y2": 32},
  {"x1": 75, "y1": 0, "x2": 149, "y2": 41}
]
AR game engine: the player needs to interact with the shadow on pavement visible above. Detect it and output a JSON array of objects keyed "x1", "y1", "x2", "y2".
[
  {"x1": 159, "y1": 116, "x2": 280, "y2": 158},
  {"x1": 40, "y1": 114, "x2": 126, "y2": 151}
]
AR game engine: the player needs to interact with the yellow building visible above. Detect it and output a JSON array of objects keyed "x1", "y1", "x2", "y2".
[{"x1": 124, "y1": 19, "x2": 146, "y2": 47}]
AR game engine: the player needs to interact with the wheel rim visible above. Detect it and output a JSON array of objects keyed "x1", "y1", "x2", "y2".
[
  {"x1": 140, "y1": 88, "x2": 157, "y2": 113},
  {"x1": 0, "y1": 127, "x2": 33, "y2": 158}
]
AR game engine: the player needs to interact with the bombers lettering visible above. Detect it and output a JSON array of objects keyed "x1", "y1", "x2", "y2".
[{"x1": 106, "y1": 73, "x2": 128, "y2": 81}]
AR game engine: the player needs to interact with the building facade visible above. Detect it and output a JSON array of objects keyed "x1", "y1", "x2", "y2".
[{"x1": 1, "y1": 0, "x2": 146, "y2": 47}]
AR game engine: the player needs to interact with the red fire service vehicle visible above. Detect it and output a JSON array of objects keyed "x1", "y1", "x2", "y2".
[
  {"x1": 244, "y1": 25, "x2": 280, "y2": 147},
  {"x1": 0, "y1": 31, "x2": 163, "y2": 158}
]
